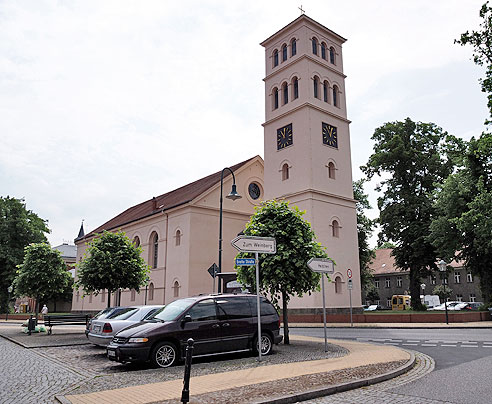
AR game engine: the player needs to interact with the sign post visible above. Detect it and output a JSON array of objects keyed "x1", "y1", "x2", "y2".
[
  {"x1": 231, "y1": 235, "x2": 276, "y2": 362},
  {"x1": 347, "y1": 269, "x2": 353, "y2": 327},
  {"x1": 207, "y1": 263, "x2": 218, "y2": 293},
  {"x1": 307, "y1": 258, "x2": 335, "y2": 352}
]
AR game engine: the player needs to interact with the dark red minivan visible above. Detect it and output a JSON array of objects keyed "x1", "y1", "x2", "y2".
[{"x1": 106, "y1": 293, "x2": 283, "y2": 367}]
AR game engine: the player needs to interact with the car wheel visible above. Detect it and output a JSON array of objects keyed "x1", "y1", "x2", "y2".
[
  {"x1": 152, "y1": 342, "x2": 178, "y2": 368},
  {"x1": 254, "y1": 333, "x2": 273, "y2": 356}
]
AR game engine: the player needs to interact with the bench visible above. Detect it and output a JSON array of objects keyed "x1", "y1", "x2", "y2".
[{"x1": 44, "y1": 314, "x2": 91, "y2": 335}]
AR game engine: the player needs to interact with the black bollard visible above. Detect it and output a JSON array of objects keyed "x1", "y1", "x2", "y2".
[{"x1": 181, "y1": 338, "x2": 194, "y2": 403}]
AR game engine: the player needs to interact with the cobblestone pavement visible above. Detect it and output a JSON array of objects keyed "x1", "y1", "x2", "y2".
[
  {"x1": 0, "y1": 337, "x2": 90, "y2": 404},
  {"x1": 302, "y1": 351, "x2": 452, "y2": 404}
]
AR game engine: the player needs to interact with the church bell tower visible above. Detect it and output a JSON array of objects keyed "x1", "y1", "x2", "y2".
[{"x1": 261, "y1": 15, "x2": 361, "y2": 310}]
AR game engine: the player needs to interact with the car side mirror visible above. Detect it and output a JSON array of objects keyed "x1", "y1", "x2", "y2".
[{"x1": 181, "y1": 314, "x2": 192, "y2": 326}]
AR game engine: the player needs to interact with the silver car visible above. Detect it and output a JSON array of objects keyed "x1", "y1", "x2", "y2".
[{"x1": 88, "y1": 305, "x2": 164, "y2": 346}]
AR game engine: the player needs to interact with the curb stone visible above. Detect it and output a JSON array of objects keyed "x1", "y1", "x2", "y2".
[{"x1": 254, "y1": 350, "x2": 416, "y2": 404}]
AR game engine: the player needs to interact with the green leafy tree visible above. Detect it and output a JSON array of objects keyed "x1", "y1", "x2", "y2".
[
  {"x1": 353, "y1": 179, "x2": 376, "y2": 292},
  {"x1": 361, "y1": 118, "x2": 454, "y2": 310},
  {"x1": 235, "y1": 200, "x2": 328, "y2": 344},
  {"x1": 377, "y1": 241, "x2": 396, "y2": 249},
  {"x1": 432, "y1": 285, "x2": 453, "y2": 302},
  {"x1": 456, "y1": 1, "x2": 492, "y2": 122},
  {"x1": 76, "y1": 231, "x2": 150, "y2": 307},
  {"x1": 430, "y1": 134, "x2": 492, "y2": 304},
  {"x1": 365, "y1": 283, "x2": 380, "y2": 303},
  {"x1": 0, "y1": 197, "x2": 49, "y2": 312},
  {"x1": 13, "y1": 243, "x2": 72, "y2": 318}
]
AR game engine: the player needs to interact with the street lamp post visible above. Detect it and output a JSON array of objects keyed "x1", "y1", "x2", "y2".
[
  {"x1": 438, "y1": 259, "x2": 449, "y2": 324},
  {"x1": 217, "y1": 167, "x2": 241, "y2": 293},
  {"x1": 6, "y1": 285, "x2": 13, "y2": 321}
]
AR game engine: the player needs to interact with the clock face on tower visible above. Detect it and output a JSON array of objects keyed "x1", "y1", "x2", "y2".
[
  {"x1": 277, "y1": 123, "x2": 293, "y2": 150},
  {"x1": 322, "y1": 122, "x2": 338, "y2": 148}
]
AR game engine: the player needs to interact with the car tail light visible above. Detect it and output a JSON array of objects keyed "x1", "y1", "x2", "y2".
[{"x1": 102, "y1": 323, "x2": 113, "y2": 333}]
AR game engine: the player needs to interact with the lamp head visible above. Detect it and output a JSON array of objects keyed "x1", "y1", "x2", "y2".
[
  {"x1": 226, "y1": 184, "x2": 242, "y2": 201},
  {"x1": 7, "y1": 285, "x2": 13, "y2": 293},
  {"x1": 438, "y1": 259, "x2": 447, "y2": 272}
]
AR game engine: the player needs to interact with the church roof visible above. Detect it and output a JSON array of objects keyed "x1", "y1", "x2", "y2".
[
  {"x1": 79, "y1": 156, "x2": 258, "y2": 241},
  {"x1": 52, "y1": 243, "x2": 76, "y2": 259}
]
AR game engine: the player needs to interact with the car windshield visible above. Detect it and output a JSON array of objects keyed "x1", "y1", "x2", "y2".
[
  {"x1": 110, "y1": 307, "x2": 139, "y2": 320},
  {"x1": 150, "y1": 298, "x2": 197, "y2": 322}
]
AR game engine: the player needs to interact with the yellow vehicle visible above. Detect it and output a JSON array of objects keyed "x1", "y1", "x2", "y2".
[{"x1": 392, "y1": 295, "x2": 411, "y2": 310}]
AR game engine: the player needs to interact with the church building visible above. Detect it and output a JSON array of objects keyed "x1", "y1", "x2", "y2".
[{"x1": 72, "y1": 14, "x2": 361, "y2": 313}]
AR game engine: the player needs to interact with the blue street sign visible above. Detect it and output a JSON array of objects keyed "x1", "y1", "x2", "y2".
[{"x1": 235, "y1": 258, "x2": 256, "y2": 266}]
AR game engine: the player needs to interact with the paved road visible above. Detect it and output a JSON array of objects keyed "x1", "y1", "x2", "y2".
[
  {"x1": 292, "y1": 327, "x2": 492, "y2": 404},
  {"x1": 0, "y1": 337, "x2": 89, "y2": 404}
]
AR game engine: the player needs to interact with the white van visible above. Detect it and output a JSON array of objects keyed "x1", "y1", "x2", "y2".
[{"x1": 421, "y1": 295, "x2": 440, "y2": 308}]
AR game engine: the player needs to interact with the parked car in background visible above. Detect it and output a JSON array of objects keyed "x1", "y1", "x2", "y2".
[
  {"x1": 462, "y1": 302, "x2": 484, "y2": 310},
  {"x1": 429, "y1": 301, "x2": 463, "y2": 311},
  {"x1": 106, "y1": 294, "x2": 283, "y2": 368},
  {"x1": 85, "y1": 306, "x2": 128, "y2": 337},
  {"x1": 364, "y1": 304, "x2": 382, "y2": 311},
  {"x1": 88, "y1": 305, "x2": 164, "y2": 346}
]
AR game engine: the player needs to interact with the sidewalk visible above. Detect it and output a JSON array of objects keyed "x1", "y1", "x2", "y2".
[
  {"x1": 57, "y1": 336, "x2": 413, "y2": 404},
  {"x1": 288, "y1": 321, "x2": 492, "y2": 329}
]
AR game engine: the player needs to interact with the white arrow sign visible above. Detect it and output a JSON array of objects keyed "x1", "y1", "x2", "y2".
[
  {"x1": 307, "y1": 258, "x2": 335, "y2": 273},
  {"x1": 231, "y1": 235, "x2": 276, "y2": 254}
]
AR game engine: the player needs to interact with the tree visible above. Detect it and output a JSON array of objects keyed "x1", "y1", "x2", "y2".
[
  {"x1": 455, "y1": 1, "x2": 492, "y2": 122},
  {"x1": 429, "y1": 134, "x2": 492, "y2": 304},
  {"x1": 377, "y1": 241, "x2": 396, "y2": 249},
  {"x1": 361, "y1": 118, "x2": 453, "y2": 310},
  {"x1": 13, "y1": 243, "x2": 72, "y2": 317},
  {"x1": 0, "y1": 197, "x2": 49, "y2": 312},
  {"x1": 235, "y1": 200, "x2": 328, "y2": 344},
  {"x1": 432, "y1": 285, "x2": 453, "y2": 302},
  {"x1": 76, "y1": 230, "x2": 150, "y2": 307},
  {"x1": 365, "y1": 283, "x2": 380, "y2": 303},
  {"x1": 353, "y1": 180, "x2": 376, "y2": 292}
]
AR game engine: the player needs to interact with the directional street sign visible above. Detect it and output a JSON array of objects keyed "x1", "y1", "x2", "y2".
[
  {"x1": 231, "y1": 236, "x2": 276, "y2": 254},
  {"x1": 307, "y1": 258, "x2": 335, "y2": 273},
  {"x1": 347, "y1": 268, "x2": 353, "y2": 279},
  {"x1": 235, "y1": 258, "x2": 256, "y2": 266},
  {"x1": 207, "y1": 263, "x2": 218, "y2": 278}
]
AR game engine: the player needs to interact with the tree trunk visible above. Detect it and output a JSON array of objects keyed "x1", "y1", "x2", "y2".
[
  {"x1": 282, "y1": 290, "x2": 289, "y2": 345},
  {"x1": 53, "y1": 300, "x2": 57, "y2": 313},
  {"x1": 409, "y1": 269, "x2": 424, "y2": 310},
  {"x1": 107, "y1": 290, "x2": 111, "y2": 308},
  {"x1": 35, "y1": 299, "x2": 39, "y2": 323}
]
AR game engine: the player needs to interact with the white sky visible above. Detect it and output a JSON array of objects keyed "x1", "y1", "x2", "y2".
[{"x1": 1, "y1": 0, "x2": 489, "y2": 246}]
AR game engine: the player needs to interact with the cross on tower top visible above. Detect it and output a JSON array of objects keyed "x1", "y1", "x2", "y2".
[{"x1": 298, "y1": 5, "x2": 305, "y2": 15}]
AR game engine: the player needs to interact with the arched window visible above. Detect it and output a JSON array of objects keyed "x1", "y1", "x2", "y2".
[
  {"x1": 273, "y1": 49, "x2": 279, "y2": 67},
  {"x1": 312, "y1": 37, "x2": 318, "y2": 55},
  {"x1": 148, "y1": 283, "x2": 154, "y2": 301},
  {"x1": 329, "y1": 47, "x2": 336, "y2": 64},
  {"x1": 133, "y1": 236, "x2": 140, "y2": 247},
  {"x1": 173, "y1": 281, "x2": 180, "y2": 298},
  {"x1": 292, "y1": 77, "x2": 299, "y2": 99},
  {"x1": 335, "y1": 276, "x2": 342, "y2": 294},
  {"x1": 332, "y1": 220, "x2": 340, "y2": 237},
  {"x1": 273, "y1": 87, "x2": 279, "y2": 110},
  {"x1": 282, "y1": 163, "x2": 289, "y2": 181},
  {"x1": 291, "y1": 38, "x2": 297, "y2": 56},
  {"x1": 323, "y1": 81, "x2": 329, "y2": 102},
  {"x1": 333, "y1": 85, "x2": 339, "y2": 107},
  {"x1": 175, "y1": 229, "x2": 181, "y2": 246},
  {"x1": 150, "y1": 232, "x2": 159, "y2": 269},
  {"x1": 313, "y1": 76, "x2": 319, "y2": 99},
  {"x1": 281, "y1": 44, "x2": 287, "y2": 62},
  {"x1": 321, "y1": 42, "x2": 327, "y2": 60},
  {"x1": 328, "y1": 162, "x2": 336, "y2": 179},
  {"x1": 130, "y1": 289, "x2": 136, "y2": 302},
  {"x1": 282, "y1": 82, "x2": 288, "y2": 105}
]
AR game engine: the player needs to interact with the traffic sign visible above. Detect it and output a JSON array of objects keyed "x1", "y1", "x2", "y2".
[
  {"x1": 231, "y1": 235, "x2": 276, "y2": 254},
  {"x1": 207, "y1": 263, "x2": 218, "y2": 278},
  {"x1": 347, "y1": 268, "x2": 353, "y2": 279},
  {"x1": 235, "y1": 258, "x2": 256, "y2": 266},
  {"x1": 307, "y1": 258, "x2": 335, "y2": 273},
  {"x1": 347, "y1": 278, "x2": 353, "y2": 290}
]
